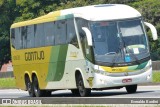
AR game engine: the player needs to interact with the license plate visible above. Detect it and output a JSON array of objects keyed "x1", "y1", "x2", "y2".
[{"x1": 122, "y1": 78, "x2": 132, "y2": 83}]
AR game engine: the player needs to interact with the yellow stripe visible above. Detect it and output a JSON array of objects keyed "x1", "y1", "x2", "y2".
[
  {"x1": 100, "y1": 66, "x2": 128, "y2": 73},
  {"x1": 11, "y1": 11, "x2": 61, "y2": 28}
]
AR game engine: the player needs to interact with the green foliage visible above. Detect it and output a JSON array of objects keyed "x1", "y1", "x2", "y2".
[
  {"x1": 153, "y1": 71, "x2": 160, "y2": 83},
  {"x1": 0, "y1": 78, "x2": 16, "y2": 88},
  {"x1": 131, "y1": 0, "x2": 160, "y2": 60},
  {"x1": 0, "y1": 0, "x2": 16, "y2": 68},
  {"x1": 0, "y1": 0, "x2": 160, "y2": 68}
]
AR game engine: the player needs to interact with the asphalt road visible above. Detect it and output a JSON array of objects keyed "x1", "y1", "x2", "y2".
[
  {"x1": 0, "y1": 86, "x2": 159, "y2": 98},
  {"x1": 0, "y1": 86, "x2": 160, "y2": 104}
]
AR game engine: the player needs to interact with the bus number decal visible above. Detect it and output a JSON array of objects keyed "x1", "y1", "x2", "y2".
[
  {"x1": 13, "y1": 55, "x2": 20, "y2": 60},
  {"x1": 25, "y1": 51, "x2": 45, "y2": 61}
]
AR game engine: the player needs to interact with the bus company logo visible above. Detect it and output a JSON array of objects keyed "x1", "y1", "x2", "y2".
[
  {"x1": 70, "y1": 52, "x2": 78, "y2": 58},
  {"x1": 124, "y1": 72, "x2": 128, "y2": 76},
  {"x1": 2, "y1": 99, "x2": 11, "y2": 105},
  {"x1": 112, "y1": 68, "x2": 123, "y2": 72},
  {"x1": 25, "y1": 51, "x2": 45, "y2": 61}
]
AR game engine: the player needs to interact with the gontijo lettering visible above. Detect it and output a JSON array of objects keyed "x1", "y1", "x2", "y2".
[{"x1": 25, "y1": 51, "x2": 44, "y2": 61}]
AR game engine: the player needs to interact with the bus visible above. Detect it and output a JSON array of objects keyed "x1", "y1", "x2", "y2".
[{"x1": 10, "y1": 4, "x2": 158, "y2": 97}]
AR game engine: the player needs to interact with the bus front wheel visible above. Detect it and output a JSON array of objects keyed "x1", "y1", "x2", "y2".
[
  {"x1": 71, "y1": 89, "x2": 79, "y2": 95},
  {"x1": 125, "y1": 84, "x2": 137, "y2": 94},
  {"x1": 77, "y1": 74, "x2": 91, "y2": 97}
]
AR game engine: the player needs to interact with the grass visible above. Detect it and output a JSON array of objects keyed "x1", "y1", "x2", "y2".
[
  {"x1": 0, "y1": 105, "x2": 109, "y2": 107},
  {"x1": 0, "y1": 71, "x2": 159, "y2": 89},
  {"x1": 152, "y1": 71, "x2": 160, "y2": 83},
  {"x1": 0, "y1": 78, "x2": 16, "y2": 88},
  {"x1": 0, "y1": 104, "x2": 112, "y2": 107}
]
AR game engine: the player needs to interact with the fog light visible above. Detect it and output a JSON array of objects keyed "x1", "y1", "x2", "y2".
[
  {"x1": 100, "y1": 79, "x2": 105, "y2": 84},
  {"x1": 147, "y1": 75, "x2": 151, "y2": 80}
]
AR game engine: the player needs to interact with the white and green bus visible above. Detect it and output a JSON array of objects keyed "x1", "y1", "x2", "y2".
[{"x1": 11, "y1": 4, "x2": 158, "y2": 97}]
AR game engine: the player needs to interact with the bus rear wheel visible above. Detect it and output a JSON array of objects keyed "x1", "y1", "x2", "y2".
[
  {"x1": 33, "y1": 76, "x2": 44, "y2": 97},
  {"x1": 25, "y1": 77, "x2": 35, "y2": 97},
  {"x1": 44, "y1": 90, "x2": 52, "y2": 97},
  {"x1": 77, "y1": 74, "x2": 91, "y2": 97},
  {"x1": 125, "y1": 84, "x2": 137, "y2": 94}
]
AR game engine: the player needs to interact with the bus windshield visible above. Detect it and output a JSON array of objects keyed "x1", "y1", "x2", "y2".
[{"x1": 90, "y1": 18, "x2": 149, "y2": 64}]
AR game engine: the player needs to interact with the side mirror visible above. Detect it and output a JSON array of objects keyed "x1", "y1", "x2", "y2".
[
  {"x1": 82, "y1": 27, "x2": 93, "y2": 46},
  {"x1": 144, "y1": 22, "x2": 158, "y2": 40}
]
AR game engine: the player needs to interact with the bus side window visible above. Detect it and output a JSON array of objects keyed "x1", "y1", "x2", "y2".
[
  {"x1": 27, "y1": 25, "x2": 35, "y2": 48},
  {"x1": 55, "y1": 20, "x2": 67, "y2": 45},
  {"x1": 35, "y1": 24, "x2": 45, "y2": 47},
  {"x1": 76, "y1": 18, "x2": 94, "y2": 62},
  {"x1": 11, "y1": 29, "x2": 15, "y2": 49},
  {"x1": 67, "y1": 19, "x2": 79, "y2": 48},
  {"x1": 15, "y1": 27, "x2": 22, "y2": 49},
  {"x1": 44, "y1": 22, "x2": 55, "y2": 46},
  {"x1": 76, "y1": 18, "x2": 88, "y2": 48},
  {"x1": 76, "y1": 18, "x2": 88, "y2": 41},
  {"x1": 21, "y1": 26, "x2": 27, "y2": 49}
]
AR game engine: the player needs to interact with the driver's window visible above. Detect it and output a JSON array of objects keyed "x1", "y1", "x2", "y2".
[{"x1": 76, "y1": 18, "x2": 94, "y2": 62}]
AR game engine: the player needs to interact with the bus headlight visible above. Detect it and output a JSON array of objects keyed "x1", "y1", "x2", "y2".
[
  {"x1": 147, "y1": 74, "x2": 151, "y2": 80},
  {"x1": 94, "y1": 69, "x2": 108, "y2": 76}
]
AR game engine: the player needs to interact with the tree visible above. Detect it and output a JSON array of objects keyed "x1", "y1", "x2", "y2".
[
  {"x1": 0, "y1": 0, "x2": 16, "y2": 68},
  {"x1": 131, "y1": 0, "x2": 160, "y2": 60}
]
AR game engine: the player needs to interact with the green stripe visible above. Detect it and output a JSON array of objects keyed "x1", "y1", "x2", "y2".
[
  {"x1": 128, "y1": 65, "x2": 138, "y2": 71},
  {"x1": 46, "y1": 45, "x2": 68, "y2": 81},
  {"x1": 136, "y1": 61, "x2": 148, "y2": 70},
  {"x1": 128, "y1": 61, "x2": 148, "y2": 71}
]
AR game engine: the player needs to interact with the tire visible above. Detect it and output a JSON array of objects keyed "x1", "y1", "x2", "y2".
[
  {"x1": 71, "y1": 89, "x2": 79, "y2": 95},
  {"x1": 77, "y1": 74, "x2": 91, "y2": 97},
  {"x1": 44, "y1": 90, "x2": 52, "y2": 97},
  {"x1": 33, "y1": 76, "x2": 44, "y2": 97},
  {"x1": 125, "y1": 85, "x2": 137, "y2": 94},
  {"x1": 25, "y1": 77, "x2": 35, "y2": 97}
]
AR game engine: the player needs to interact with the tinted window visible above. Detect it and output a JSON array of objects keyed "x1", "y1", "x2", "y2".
[
  {"x1": 12, "y1": 19, "x2": 72, "y2": 49},
  {"x1": 15, "y1": 28, "x2": 22, "y2": 49},
  {"x1": 11, "y1": 29, "x2": 15, "y2": 48},
  {"x1": 76, "y1": 18, "x2": 89, "y2": 47},
  {"x1": 27, "y1": 25, "x2": 34, "y2": 48},
  {"x1": 67, "y1": 19, "x2": 78, "y2": 48},
  {"x1": 35, "y1": 24, "x2": 45, "y2": 47},
  {"x1": 76, "y1": 18, "x2": 95, "y2": 62},
  {"x1": 21, "y1": 26, "x2": 27, "y2": 49},
  {"x1": 55, "y1": 20, "x2": 67, "y2": 45},
  {"x1": 44, "y1": 22, "x2": 55, "y2": 46}
]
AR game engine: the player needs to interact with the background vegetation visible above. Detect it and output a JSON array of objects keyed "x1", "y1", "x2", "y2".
[
  {"x1": 0, "y1": 78, "x2": 15, "y2": 88},
  {"x1": 0, "y1": 0, "x2": 160, "y2": 68}
]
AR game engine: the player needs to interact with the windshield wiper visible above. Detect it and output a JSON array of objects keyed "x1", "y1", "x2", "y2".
[{"x1": 111, "y1": 38, "x2": 140, "y2": 67}]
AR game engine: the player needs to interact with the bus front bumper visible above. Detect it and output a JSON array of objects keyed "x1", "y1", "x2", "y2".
[{"x1": 92, "y1": 68, "x2": 152, "y2": 89}]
